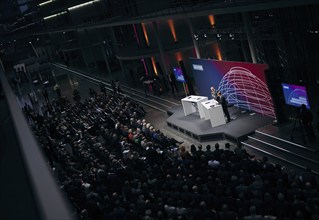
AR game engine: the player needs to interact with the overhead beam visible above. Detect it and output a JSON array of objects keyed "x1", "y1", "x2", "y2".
[{"x1": 15, "y1": 0, "x2": 319, "y2": 37}]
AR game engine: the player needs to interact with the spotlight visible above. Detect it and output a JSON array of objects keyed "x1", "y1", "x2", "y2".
[
  {"x1": 204, "y1": 34, "x2": 207, "y2": 38},
  {"x1": 217, "y1": 33, "x2": 221, "y2": 38}
]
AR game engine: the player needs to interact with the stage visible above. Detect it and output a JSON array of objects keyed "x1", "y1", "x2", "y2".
[{"x1": 166, "y1": 105, "x2": 274, "y2": 143}]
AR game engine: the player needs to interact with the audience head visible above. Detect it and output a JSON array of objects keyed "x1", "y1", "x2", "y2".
[{"x1": 27, "y1": 92, "x2": 315, "y2": 220}]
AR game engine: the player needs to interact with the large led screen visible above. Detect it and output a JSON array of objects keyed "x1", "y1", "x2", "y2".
[
  {"x1": 190, "y1": 58, "x2": 276, "y2": 118},
  {"x1": 281, "y1": 83, "x2": 310, "y2": 109},
  {"x1": 173, "y1": 67, "x2": 186, "y2": 83}
]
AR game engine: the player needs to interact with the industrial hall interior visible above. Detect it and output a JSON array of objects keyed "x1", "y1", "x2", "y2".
[{"x1": 1, "y1": 0, "x2": 319, "y2": 219}]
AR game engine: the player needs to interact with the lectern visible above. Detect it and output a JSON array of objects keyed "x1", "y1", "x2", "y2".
[
  {"x1": 181, "y1": 95, "x2": 208, "y2": 118},
  {"x1": 201, "y1": 99, "x2": 226, "y2": 128}
]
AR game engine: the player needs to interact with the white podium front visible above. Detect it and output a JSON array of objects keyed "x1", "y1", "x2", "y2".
[
  {"x1": 201, "y1": 99, "x2": 219, "y2": 120},
  {"x1": 181, "y1": 95, "x2": 208, "y2": 118},
  {"x1": 201, "y1": 99, "x2": 226, "y2": 128}
]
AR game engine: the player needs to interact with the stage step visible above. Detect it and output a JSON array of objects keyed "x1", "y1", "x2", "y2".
[
  {"x1": 241, "y1": 132, "x2": 319, "y2": 176},
  {"x1": 248, "y1": 135, "x2": 319, "y2": 166},
  {"x1": 253, "y1": 131, "x2": 317, "y2": 156},
  {"x1": 256, "y1": 124, "x2": 318, "y2": 150},
  {"x1": 241, "y1": 141, "x2": 319, "y2": 176}
]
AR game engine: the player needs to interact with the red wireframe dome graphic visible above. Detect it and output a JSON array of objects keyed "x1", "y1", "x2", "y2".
[{"x1": 218, "y1": 67, "x2": 276, "y2": 118}]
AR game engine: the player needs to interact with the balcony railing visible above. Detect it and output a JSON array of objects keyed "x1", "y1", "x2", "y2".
[{"x1": 0, "y1": 59, "x2": 74, "y2": 220}]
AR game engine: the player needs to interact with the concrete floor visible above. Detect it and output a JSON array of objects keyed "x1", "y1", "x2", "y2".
[
  {"x1": 10, "y1": 62, "x2": 319, "y2": 180},
  {"x1": 14, "y1": 67, "x2": 238, "y2": 154}
]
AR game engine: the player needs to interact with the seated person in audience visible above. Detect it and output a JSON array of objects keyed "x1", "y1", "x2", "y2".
[
  {"x1": 213, "y1": 143, "x2": 223, "y2": 161},
  {"x1": 194, "y1": 144, "x2": 204, "y2": 158},
  {"x1": 179, "y1": 145, "x2": 191, "y2": 161},
  {"x1": 234, "y1": 144, "x2": 249, "y2": 159},
  {"x1": 23, "y1": 89, "x2": 317, "y2": 220},
  {"x1": 223, "y1": 143, "x2": 234, "y2": 160},
  {"x1": 204, "y1": 144, "x2": 214, "y2": 160},
  {"x1": 244, "y1": 206, "x2": 264, "y2": 220}
]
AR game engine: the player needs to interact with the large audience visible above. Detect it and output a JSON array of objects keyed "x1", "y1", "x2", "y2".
[{"x1": 23, "y1": 88, "x2": 319, "y2": 220}]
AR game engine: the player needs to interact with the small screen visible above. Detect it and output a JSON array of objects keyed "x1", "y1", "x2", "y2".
[
  {"x1": 173, "y1": 67, "x2": 186, "y2": 83},
  {"x1": 281, "y1": 83, "x2": 310, "y2": 108}
]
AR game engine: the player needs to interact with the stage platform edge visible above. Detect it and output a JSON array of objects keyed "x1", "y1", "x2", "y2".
[{"x1": 166, "y1": 106, "x2": 274, "y2": 144}]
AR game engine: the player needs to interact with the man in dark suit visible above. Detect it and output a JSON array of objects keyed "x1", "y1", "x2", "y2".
[{"x1": 217, "y1": 91, "x2": 231, "y2": 123}]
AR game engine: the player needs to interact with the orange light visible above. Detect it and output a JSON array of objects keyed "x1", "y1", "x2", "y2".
[
  {"x1": 141, "y1": 23, "x2": 149, "y2": 46},
  {"x1": 175, "y1": 52, "x2": 182, "y2": 61},
  {"x1": 208, "y1": 15, "x2": 215, "y2": 26},
  {"x1": 213, "y1": 43, "x2": 222, "y2": 60},
  {"x1": 168, "y1": 19, "x2": 178, "y2": 42},
  {"x1": 151, "y1": 57, "x2": 158, "y2": 75}
]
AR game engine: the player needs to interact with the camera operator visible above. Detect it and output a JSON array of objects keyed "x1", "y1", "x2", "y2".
[{"x1": 299, "y1": 104, "x2": 316, "y2": 142}]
